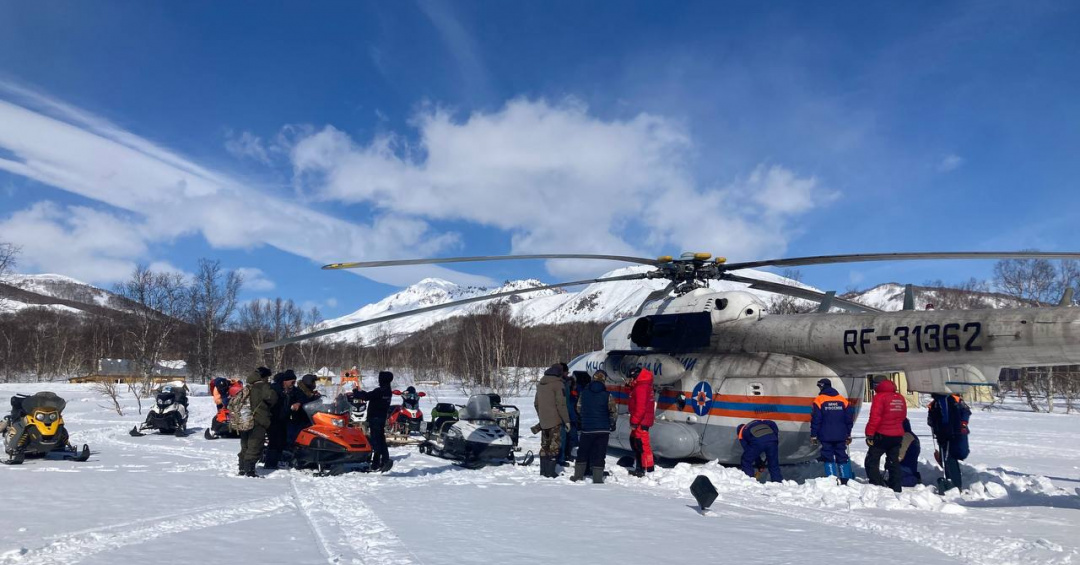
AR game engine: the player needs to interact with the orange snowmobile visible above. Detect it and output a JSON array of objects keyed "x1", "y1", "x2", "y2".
[{"x1": 291, "y1": 394, "x2": 373, "y2": 475}]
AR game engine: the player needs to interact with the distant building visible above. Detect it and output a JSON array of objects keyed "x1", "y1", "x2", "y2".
[{"x1": 69, "y1": 358, "x2": 189, "y2": 384}]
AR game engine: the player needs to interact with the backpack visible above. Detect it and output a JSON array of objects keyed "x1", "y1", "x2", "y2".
[{"x1": 227, "y1": 385, "x2": 254, "y2": 432}]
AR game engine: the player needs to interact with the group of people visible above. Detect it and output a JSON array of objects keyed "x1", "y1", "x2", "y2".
[
  {"x1": 533, "y1": 363, "x2": 656, "y2": 481},
  {"x1": 230, "y1": 367, "x2": 398, "y2": 477},
  {"x1": 232, "y1": 367, "x2": 323, "y2": 477},
  {"x1": 743, "y1": 377, "x2": 970, "y2": 492}
]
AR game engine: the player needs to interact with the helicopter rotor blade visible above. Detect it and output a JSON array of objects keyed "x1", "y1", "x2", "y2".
[
  {"x1": 722, "y1": 251, "x2": 1080, "y2": 272},
  {"x1": 258, "y1": 272, "x2": 651, "y2": 349},
  {"x1": 323, "y1": 254, "x2": 659, "y2": 270},
  {"x1": 722, "y1": 273, "x2": 881, "y2": 313}
]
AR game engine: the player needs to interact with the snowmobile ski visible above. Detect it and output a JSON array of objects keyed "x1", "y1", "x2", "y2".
[{"x1": 63, "y1": 444, "x2": 90, "y2": 462}]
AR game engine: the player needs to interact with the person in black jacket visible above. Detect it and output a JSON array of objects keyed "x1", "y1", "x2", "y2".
[
  {"x1": 572, "y1": 370, "x2": 618, "y2": 483},
  {"x1": 288, "y1": 373, "x2": 323, "y2": 444},
  {"x1": 352, "y1": 371, "x2": 394, "y2": 472},
  {"x1": 264, "y1": 371, "x2": 298, "y2": 469}
]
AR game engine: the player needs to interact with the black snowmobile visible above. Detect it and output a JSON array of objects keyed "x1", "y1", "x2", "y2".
[
  {"x1": 418, "y1": 394, "x2": 532, "y2": 468},
  {"x1": 2, "y1": 392, "x2": 90, "y2": 465},
  {"x1": 130, "y1": 385, "x2": 189, "y2": 436}
]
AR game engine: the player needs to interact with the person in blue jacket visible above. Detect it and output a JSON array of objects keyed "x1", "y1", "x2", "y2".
[
  {"x1": 928, "y1": 393, "x2": 971, "y2": 491},
  {"x1": 889, "y1": 418, "x2": 922, "y2": 488},
  {"x1": 737, "y1": 419, "x2": 782, "y2": 482},
  {"x1": 809, "y1": 378, "x2": 855, "y2": 485}
]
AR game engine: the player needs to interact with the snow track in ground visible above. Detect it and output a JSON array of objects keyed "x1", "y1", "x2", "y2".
[{"x1": 0, "y1": 496, "x2": 293, "y2": 565}]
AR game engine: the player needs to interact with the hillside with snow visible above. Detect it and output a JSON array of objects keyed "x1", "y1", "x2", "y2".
[
  {"x1": 0, "y1": 274, "x2": 128, "y2": 316},
  {"x1": 316, "y1": 266, "x2": 821, "y2": 344}
]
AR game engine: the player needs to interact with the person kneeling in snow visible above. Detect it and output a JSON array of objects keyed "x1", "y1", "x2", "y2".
[
  {"x1": 887, "y1": 418, "x2": 921, "y2": 488},
  {"x1": 810, "y1": 378, "x2": 854, "y2": 485},
  {"x1": 737, "y1": 419, "x2": 782, "y2": 483}
]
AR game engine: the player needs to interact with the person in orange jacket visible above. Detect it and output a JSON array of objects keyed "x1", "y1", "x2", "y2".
[{"x1": 627, "y1": 366, "x2": 656, "y2": 477}]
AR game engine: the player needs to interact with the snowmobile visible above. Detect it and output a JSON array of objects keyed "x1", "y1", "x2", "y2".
[
  {"x1": 291, "y1": 393, "x2": 373, "y2": 475},
  {"x1": 2, "y1": 392, "x2": 90, "y2": 465},
  {"x1": 418, "y1": 394, "x2": 530, "y2": 468},
  {"x1": 484, "y1": 393, "x2": 526, "y2": 453},
  {"x1": 387, "y1": 386, "x2": 426, "y2": 446},
  {"x1": 130, "y1": 385, "x2": 189, "y2": 436}
]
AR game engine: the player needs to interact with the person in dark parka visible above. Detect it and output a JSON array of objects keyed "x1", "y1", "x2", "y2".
[
  {"x1": 238, "y1": 368, "x2": 278, "y2": 477},
  {"x1": 890, "y1": 418, "x2": 922, "y2": 488},
  {"x1": 572, "y1": 370, "x2": 618, "y2": 483},
  {"x1": 264, "y1": 371, "x2": 298, "y2": 469},
  {"x1": 534, "y1": 363, "x2": 571, "y2": 478},
  {"x1": 928, "y1": 393, "x2": 971, "y2": 491},
  {"x1": 738, "y1": 419, "x2": 783, "y2": 482},
  {"x1": 353, "y1": 371, "x2": 394, "y2": 472},
  {"x1": 288, "y1": 373, "x2": 323, "y2": 444},
  {"x1": 810, "y1": 378, "x2": 855, "y2": 485}
]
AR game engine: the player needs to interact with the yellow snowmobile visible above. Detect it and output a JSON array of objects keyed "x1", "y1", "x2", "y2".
[{"x1": 2, "y1": 392, "x2": 90, "y2": 465}]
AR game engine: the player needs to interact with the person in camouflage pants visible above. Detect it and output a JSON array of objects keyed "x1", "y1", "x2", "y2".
[{"x1": 534, "y1": 364, "x2": 570, "y2": 478}]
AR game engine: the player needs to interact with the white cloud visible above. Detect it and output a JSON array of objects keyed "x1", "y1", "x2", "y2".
[
  {"x1": 290, "y1": 98, "x2": 836, "y2": 277},
  {"x1": 0, "y1": 84, "x2": 491, "y2": 288},
  {"x1": 938, "y1": 154, "x2": 964, "y2": 172},
  {"x1": 0, "y1": 201, "x2": 148, "y2": 284},
  {"x1": 236, "y1": 267, "x2": 275, "y2": 291},
  {"x1": 224, "y1": 130, "x2": 271, "y2": 164}
]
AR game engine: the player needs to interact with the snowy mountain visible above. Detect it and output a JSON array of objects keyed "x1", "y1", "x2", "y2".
[
  {"x1": 316, "y1": 266, "x2": 821, "y2": 344},
  {"x1": 842, "y1": 282, "x2": 1025, "y2": 311},
  {"x1": 0, "y1": 273, "x2": 128, "y2": 315}
]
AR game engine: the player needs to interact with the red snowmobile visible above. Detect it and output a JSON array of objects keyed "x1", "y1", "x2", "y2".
[{"x1": 387, "y1": 386, "x2": 426, "y2": 436}]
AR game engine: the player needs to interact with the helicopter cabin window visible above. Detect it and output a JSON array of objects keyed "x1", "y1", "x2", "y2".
[{"x1": 629, "y1": 312, "x2": 712, "y2": 351}]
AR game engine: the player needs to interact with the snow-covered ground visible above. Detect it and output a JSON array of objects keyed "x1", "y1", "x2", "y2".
[{"x1": 2, "y1": 383, "x2": 1078, "y2": 565}]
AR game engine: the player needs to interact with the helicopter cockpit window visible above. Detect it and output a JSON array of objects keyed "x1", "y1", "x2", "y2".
[{"x1": 629, "y1": 312, "x2": 711, "y2": 351}]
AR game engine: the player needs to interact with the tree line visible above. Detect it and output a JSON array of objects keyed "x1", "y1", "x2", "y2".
[{"x1": 2, "y1": 241, "x2": 1080, "y2": 409}]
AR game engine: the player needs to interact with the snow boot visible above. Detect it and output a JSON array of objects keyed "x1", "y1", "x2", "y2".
[
  {"x1": 592, "y1": 464, "x2": 605, "y2": 484},
  {"x1": 838, "y1": 462, "x2": 853, "y2": 486},
  {"x1": 570, "y1": 461, "x2": 587, "y2": 482}
]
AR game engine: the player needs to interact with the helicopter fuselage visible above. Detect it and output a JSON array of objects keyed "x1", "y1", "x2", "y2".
[{"x1": 568, "y1": 288, "x2": 1080, "y2": 465}]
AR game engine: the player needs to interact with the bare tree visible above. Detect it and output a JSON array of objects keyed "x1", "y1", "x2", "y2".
[
  {"x1": 993, "y1": 255, "x2": 1078, "y2": 305},
  {"x1": 187, "y1": 259, "x2": 242, "y2": 382},
  {"x1": 114, "y1": 265, "x2": 188, "y2": 402},
  {"x1": 92, "y1": 380, "x2": 125, "y2": 416}
]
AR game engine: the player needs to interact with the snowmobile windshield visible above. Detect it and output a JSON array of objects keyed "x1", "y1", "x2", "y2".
[
  {"x1": 21, "y1": 392, "x2": 66, "y2": 414},
  {"x1": 461, "y1": 394, "x2": 494, "y2": 421},
  {"x1": 304, "y1": 394, "x2": 351, "y2": 417}
]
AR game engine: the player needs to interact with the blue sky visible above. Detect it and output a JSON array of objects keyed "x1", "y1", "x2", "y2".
[{"x1": 1, "y1": 1, "x2": 1079, "y2": 318}]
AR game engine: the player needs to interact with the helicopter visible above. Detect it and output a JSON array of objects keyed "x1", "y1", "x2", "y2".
[{"x1": 260, "y1": 250, "x2": 1080, "y2": 465}]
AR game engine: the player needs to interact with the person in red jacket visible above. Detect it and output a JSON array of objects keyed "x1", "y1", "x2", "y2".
[
  {"x1": 627, "y1": 366, "x2": 656, "y2": 477},
  {"x1": 864, "y1": 379, "x2": 907, "y2": 492}
]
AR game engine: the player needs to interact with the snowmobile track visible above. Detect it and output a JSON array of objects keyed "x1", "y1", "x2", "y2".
[
  {"x1": 288, "y1": 475, "x2": 423, "y2": 565},
  {"x1": 0, "y1": 495, "x2": 293, "y2": 565}
]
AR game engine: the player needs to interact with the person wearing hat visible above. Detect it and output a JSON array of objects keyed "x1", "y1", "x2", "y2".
[
  {"x1": 572, "y1": 369, "x2": 618, "y2": 483},
  {"x1": 264, "y1": 371, "x2": 299, "y2": 469},
  {"x1": 810, "y1": 378, "x2": 855, "y2": 485},
  {"x1": 238, "y1": 367, "x2": 278, "y2": 477},
  {"x1": 534, "y1": 363, "x2": 571, "y2": 478},
  {"x1": 627, "y1": 366, "x2": 656, "y2": 477},
  {"x1": 352, "y1": 371, "x2": 395, "y2": 472},
  {"x1": 288, "y1": 373, "x2": 323, "y2": 444}
]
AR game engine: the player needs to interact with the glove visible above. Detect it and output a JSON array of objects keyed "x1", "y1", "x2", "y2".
[
  {"x1": 845, "y1": 436, "x2": 852, "y2": 446},
  {"x1": 809, "y1": 437, "x2": 819, "y2": 446},
  {"x1": 865, "y1": 437, "x2": 874, "y2": 447}
]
